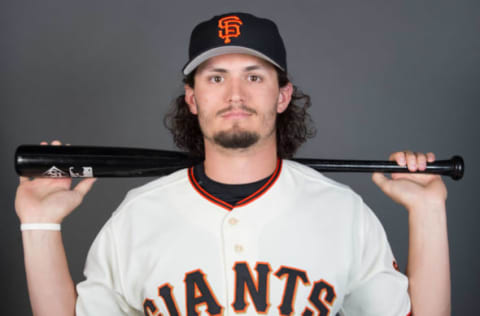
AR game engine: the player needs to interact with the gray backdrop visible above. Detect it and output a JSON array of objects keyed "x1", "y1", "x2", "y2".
[{"x1": 2, "y1": 0, "x2": 479, "y2": 314}]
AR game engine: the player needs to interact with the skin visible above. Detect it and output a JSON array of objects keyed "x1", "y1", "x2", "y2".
[
  {"x1": 16, "y1": 141, "x2": 95, "y2": 316},
  {"x1": 372, "y1": 152, "x2": 450, "y2": 315},
  {"x1": 184, "y1": 54, "x2": 292, "y2": 184},
  {"x1": 15, "y1": 54, "x2": 450, "y2": 315}
]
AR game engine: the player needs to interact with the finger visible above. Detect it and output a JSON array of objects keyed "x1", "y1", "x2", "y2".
[
  {"x1": 372, "y1": 172, "x2": 392, "y2": 194},
  {"x1": 73, "y1": 178, "x2": 97, "y2": 196},
  {"x1": 405, "y1": 150, "x2": 417, "y2": 172},
  {"x1": 416, "y1": 152, "x2": 427, "y2": 171},
  {"x1": 426, "y1": 152, "x2": 435, "y2": 163},
  {"x1": 40, "y1": 141, "x2": 48, "y2": 145},
  {"x1": 51, "y1": 140, "x2": 62, "y2": 145},
  {"x1": 389, "y1": 152, "x2": 406, "y2": 166}
]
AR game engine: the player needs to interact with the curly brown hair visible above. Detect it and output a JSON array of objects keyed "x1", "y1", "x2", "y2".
[{"x1": 164, "y1": 68, "x2": 316, "y2": 159}]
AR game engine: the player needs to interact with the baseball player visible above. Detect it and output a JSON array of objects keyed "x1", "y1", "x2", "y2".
[{"x1": 15, "y1": 12, "x2": 450, "y2": 316}]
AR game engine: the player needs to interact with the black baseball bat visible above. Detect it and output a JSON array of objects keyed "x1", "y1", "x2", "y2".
[{"x1": 14, "y1": 145, "x2": 465, "y2": 180}]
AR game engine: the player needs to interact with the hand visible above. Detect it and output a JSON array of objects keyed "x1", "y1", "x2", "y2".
[
  {"x1": 372, "y1": 151, "x2": 447, "y2": 212},
  {"x1": 15, "y1": 140, "x2": 97, "y2": 224}
]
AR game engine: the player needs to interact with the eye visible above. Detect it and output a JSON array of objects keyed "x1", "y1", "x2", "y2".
[
  {"x1": 209, "y1": 75, "x2": 223, "y2": 83},
  {"x1": 248, "y1": 74, "x2": 262, "y2": 82}
]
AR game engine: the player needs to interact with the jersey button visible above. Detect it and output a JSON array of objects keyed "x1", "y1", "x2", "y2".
[
  {"x1": 234, "y1": 244, "x2": 244, "y2": 253},
  {"x1": 228, "y1": 217, "x2": 238, "y2": 225}
]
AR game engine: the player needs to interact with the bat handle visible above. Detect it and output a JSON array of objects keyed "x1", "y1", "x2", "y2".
[
  {"x1": 399, "y1": 155, "x2": 464, "y2": 180},
  {"x1": 294, "y1": 156, "x2": 465, "y2": 180},
  {"x1": 395, "y1": 155, "x2": 464, "y2": 180}
]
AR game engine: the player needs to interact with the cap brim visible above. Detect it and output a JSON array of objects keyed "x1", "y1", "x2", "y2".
[{"x1": 182, "y1": 46, "x2": 284, "y2": 75}]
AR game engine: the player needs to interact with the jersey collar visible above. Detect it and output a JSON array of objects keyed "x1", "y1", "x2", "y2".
[{"x1": 188, "y1": 159, "x2": 283, "y2": 211}]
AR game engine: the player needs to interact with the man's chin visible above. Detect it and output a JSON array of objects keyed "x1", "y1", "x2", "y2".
[{"x1": 213, "y1": 131, "x2": 260, "y2": 149}]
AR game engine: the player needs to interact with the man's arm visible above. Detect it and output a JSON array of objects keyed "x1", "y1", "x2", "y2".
[
  {"x1": 15, "y1": 140, "x2": 96, "y2": 316},
  {"x1": 22, "y1": 230, "x2": 77, "y2": 316},
  {"x1": 372, "y1": 151, "x2": 450, "y2": 316}
]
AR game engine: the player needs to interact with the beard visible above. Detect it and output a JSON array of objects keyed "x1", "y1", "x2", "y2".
[
  {"x1": 213, "y1": 127, "x2": 260, "y2": 149},
  {"x1": 197, "y1": 101, "x2": 277, "y2": 150}
]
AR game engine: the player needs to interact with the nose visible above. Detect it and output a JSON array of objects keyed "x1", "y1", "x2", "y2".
[{"x1": 227, "y1": 78, "x2": 245, "y2": 105}]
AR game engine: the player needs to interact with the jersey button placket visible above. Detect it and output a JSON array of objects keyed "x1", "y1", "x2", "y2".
[
  {"x1": 222, "y1": 213, "x2": 247, "y2": 310},
  {"x1": 230, "y1": 217, "x2": 244, "y2": 254},
  {"x1": 234, "y1": 243, "x2": 244, "y2": 253},
  {"x1": 223, "y1": 215, "x2": 245, "y2": 259},
  {"x1": 229, "y1": 217, "x2": 244, "y2": 258}
]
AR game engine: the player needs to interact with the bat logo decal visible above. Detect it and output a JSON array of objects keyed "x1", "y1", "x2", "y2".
[
  {"x1": 69, "y1": 166, "x2": 94, "y2": 178},
  {"x1": 43, "y1": 166, "x2": 67, "y2": 177}
]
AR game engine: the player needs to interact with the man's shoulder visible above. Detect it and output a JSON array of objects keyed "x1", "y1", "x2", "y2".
[
  {"x1": 282, "y1": 159, "x2": 373, "y2": 219},
  {"x1": 283, "y1": 159, "x2": 355, "y2": 194},
  {"x1": 114, "y1": 168, "x2": 190, "y2": 212},
  {"x1": 128, "y1": 168, "x2": 189, "y2": 197}
]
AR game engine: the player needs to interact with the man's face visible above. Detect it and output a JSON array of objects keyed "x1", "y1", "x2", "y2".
[{"x1": 184, "y1": 53, "x2": 292, "y2": 152}]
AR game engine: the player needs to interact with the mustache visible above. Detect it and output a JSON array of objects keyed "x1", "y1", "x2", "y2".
[{"x1": 216, "y1": 104, "x2": 257, "y2": 116}]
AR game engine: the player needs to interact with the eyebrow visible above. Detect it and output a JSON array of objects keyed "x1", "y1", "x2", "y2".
[
  {"x1": 203, "y1": 64, "x2": 266, "y2": 73},
  {"x1": 245, "y1": 65, "x2": 263, "y2": 71},
  {"x1": 206, "y1": 68, "x2": 228, "y2": 73}
]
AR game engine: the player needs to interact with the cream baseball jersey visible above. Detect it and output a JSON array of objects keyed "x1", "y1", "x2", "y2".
[{"x1": 76, "y1": 160, "x2": 411, "y2": 315}]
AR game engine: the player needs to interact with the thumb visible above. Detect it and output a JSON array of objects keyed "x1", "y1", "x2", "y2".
[{"x1": 73, "y1": 178, "x2": 97, "y2": 197}]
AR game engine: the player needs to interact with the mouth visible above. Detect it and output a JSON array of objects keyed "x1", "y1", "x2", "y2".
[
  {"x1": 217, "y1": 105, "x2": 257, "y2": 119},
  {"x1": 221, "y1": 111, "x2": 252, "y2": 119}
]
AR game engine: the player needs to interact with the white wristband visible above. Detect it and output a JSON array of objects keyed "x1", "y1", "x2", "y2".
[{"x1": 20, "y1": 223, "x2": 61, "y2": 231}]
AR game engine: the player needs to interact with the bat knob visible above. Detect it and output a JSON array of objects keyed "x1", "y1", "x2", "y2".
[{"x1": 451, "y1": 155, "x2": 464, "y2": 180}]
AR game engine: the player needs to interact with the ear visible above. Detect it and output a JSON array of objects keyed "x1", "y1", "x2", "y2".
[
  {"x1": 184, "y1": 84, "x2": 198, "y2": 115},
  {"x1": 277, "y1": 82, "x2": 293, "y2": 114}
]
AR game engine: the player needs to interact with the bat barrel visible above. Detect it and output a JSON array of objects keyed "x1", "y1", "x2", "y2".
[{"x1": 15, "y1": 145, "x2": 200, "y2": 178}]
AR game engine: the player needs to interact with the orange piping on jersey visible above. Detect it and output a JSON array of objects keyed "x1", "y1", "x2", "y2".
[
  {"x1": 235, "y1": 159, "x2": 282, "y2": 207},
  {"x1": 187, "y1": 159, "x2": 282, "y2": 211},
  {"x1": 393, "y1": 260, "x2": 400, "y2": 272},
  {"x1": 188, "y1": 167, "x2": 233, "y2": 211}
]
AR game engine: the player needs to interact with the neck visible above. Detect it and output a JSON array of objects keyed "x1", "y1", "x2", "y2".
[{"x1": 203, "y1": 140, "x2": 278, "y2": 184}]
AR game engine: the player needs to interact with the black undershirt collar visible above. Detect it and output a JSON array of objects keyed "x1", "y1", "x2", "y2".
[{"x1": 193, "y1": 162, "x2": 271, "y2": 206}]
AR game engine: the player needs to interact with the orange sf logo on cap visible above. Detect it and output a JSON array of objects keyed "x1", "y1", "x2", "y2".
[{"x1": 218, "y1": 16, "x2": 243, "y2": 44}]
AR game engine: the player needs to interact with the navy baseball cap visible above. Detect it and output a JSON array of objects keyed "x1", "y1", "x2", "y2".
[{"x1": 182, "y1": 12, "x2": 287, "y2": 75}]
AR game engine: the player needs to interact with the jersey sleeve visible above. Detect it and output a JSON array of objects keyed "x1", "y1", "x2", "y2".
[
  {"x1": 76, "y1": 219, "x2": 140, "y2": 316},
  {"x1": 341, "y1": 200, "x2": 411, "y2": 316}
]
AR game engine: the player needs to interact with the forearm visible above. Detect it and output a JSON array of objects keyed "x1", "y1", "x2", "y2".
[
  {"x1": 406, "y1": 203, "x2": 450, "y2": 316},
  {"x1": 22, "y1": 230, "x2": 76, "y2": 316}
]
